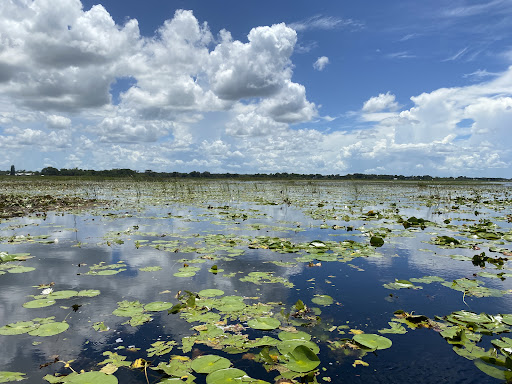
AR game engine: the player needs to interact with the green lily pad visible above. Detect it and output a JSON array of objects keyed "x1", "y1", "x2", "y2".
[
  {"x1": 0, "y1": 321, "x2": 37, "y2": 335},
  {"x1": 247, "y1": 317, "x2": 281, "y2": 330},
  {"x1": 28, "y1": 321, "x2": 69, "y2": 337},
  {"x1": 77, "y1": 290, "x2": 101, "y2": 297},
  {"x1": 147, "y1": 341, "x2": 176, "y2": 357},
  {"x1": 174, "y1": 271, "x2": 197, "y2": 277},
  {"x1": 474, "y1": 359, "x2": 511, "y2": 381},
  {"x1": 278, "y1": 339, "x2": 320, "y2": 355},
  {"x1": 0, "y1": 371, "x2": 26, "y2": 382},
  {"x1": 198, "y1": 289, "x2": 225, "y2": 297},
  {"x1": 144, "y1": 302, "x2": 174, "y2": 312},
  {"x1": 66, "y1": 371, "x2": 118, "y2": 383},
  {"x1": 206, "y1": 368, "x2": 246, "y2": 384},
  {"x1": 378, "y1": 322, "x2": 407, "y2": 334},
  {"x1": 7, "y1": 266, "x2": 36, "y2": 274},
  {"x1": 278, "y1": 331, "x2": 311, "y2": 341},
  {"x1": 353, "y1": 334, "x2": 392, "y2": 351},
  {"x1": 370, "y1": 236, "x2": 384, "y2": 247},
  {"x1": 284, "y1": 345, "x2": 320, "y2": 373},
  {"x1": 95, "y1": 270, "x2": 124, "y2": 276},
  {"x1": 112, "y1": 301, "x2": 144, "y2": 317},
  {"x1": 191, "y1": 355, "x2": 231, "y2": 374},
  {"x1": 22, "y1": 299, "x2": 56, "y2": 309},
  {"x1": 311, "y1": 295, "x2": 333, "y2": 306},
  {"x1": 92, "y1": 322, "x2": 109, "y2": 332},
  {"x1": 47, "y1": 290, "x2": 78, "y2": 300},
  {"x1": 139, "y1": 266, "x2": 162, "y2": 272}
]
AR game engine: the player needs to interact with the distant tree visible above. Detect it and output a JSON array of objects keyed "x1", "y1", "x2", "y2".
[
  {"x1": 41, "y1": 166, "x2": 60, "y2": 176},
  {"x1": 10, "y1": 165, "x2": 15, "y2": 176}
]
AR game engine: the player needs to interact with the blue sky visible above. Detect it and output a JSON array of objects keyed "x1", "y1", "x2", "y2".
[{"x1": 1, "y1": 0, "x2": 512, "y2": 176}]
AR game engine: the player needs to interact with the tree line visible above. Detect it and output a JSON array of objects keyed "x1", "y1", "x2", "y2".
[{"x1": 2, "y1": 166, "x2": 509, "y2": 182}]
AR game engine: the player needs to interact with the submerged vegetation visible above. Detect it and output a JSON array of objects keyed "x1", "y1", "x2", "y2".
[{"x1": 0, "y1": 177, "x2": 512, "y2": 383}]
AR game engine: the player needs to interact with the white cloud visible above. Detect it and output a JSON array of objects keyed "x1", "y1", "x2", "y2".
[
  {"x1": 207, "y1": 23, "x2": 296, "y2": 100},
  {"x1": 46, "y1": 115, "x2": 71, "y2": 130},
  {"x1": 362, "y1": 92, "x2": 400, "y2": 113},
  {"x1": 313, "y1": 56, "x2": 329, "y2": 71},
  {"x1": 443, "y1": 47, "x2": 468, "y2": 61},
  {"x1": 289, "y1": 15, "x2": 363, "y2": 32},
  {"x1": 93, "y1": 116, "x2": 172, "y2": 143},
  {"x1": 463, "y1": 69, "x2": 500, "y2": 80},
  {"x1": 1, "y1": 1, "x2": 511, "y2": 177},
  {"x1": 226, "y1": 108, "x2": 288, "y2": 137},
  {"x1": 0, "y1": 0, "x2": 141, "y2": 111}
]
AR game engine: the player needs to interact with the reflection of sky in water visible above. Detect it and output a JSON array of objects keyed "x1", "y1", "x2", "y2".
[{"x1": 0, "y1": 181, "x2": 511, "y2": 382}]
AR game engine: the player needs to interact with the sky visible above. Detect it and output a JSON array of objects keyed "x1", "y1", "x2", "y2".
[{"x1": 1, "y1": 0, "x2": 512, "y2": 177}]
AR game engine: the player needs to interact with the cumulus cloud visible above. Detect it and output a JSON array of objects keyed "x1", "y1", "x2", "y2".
[
  {"x1": 93, "y1": 116, "x2": 172, "y2": 143},
  {"x1": 207, "y1": 23, "x2": 297, "y2": 100},
  {"x1": 362, "y1": 92, "x2": 400, "y2": 112},
  {"x1": 313, "y1": 56, "x2": 329, "y2": 71},
  {"x1": 1, "y1": 0, "x2": 511, "y2": 177},
  {"x1": 0, "y1": 0, "x2": 141, "y2": 111},
  {"x1": 226, "y1": 109, "x2": 288, "y2": 136},
  {"x1": 46, "y1": 115, "x2": 71, "y2": 130}
]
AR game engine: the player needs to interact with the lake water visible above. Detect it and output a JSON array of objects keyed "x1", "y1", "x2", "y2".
[{"x1": 1, "y1": 179, "x2": 511, "y2": 383}]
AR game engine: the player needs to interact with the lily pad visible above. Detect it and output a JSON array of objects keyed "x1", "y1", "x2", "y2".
[
  {"x1": 47, "y1": 290, "x2": 78, "y2": 300},
  {"x1": 284, "y1": 345, "x2": 320, "y2": 373},
  {"x1": 28, "y1": 321, "x2": 69, "y2": 337},
  {"x1": 206, "y1": 368, "x2": 246, "y2": 384},
  {"x1": 0, "y1": 371, "x2": 26, "y2": 382},
  {"x1": 65, "y1": 371, "x2": 118, "y2": 384},
  {"x1": 22, "y1": 299, "x2": 56, "y2": 309},
  {"x1": 0, "y1": 321, "x2": 37, "y2": 335},
  {"x1": 7, "y1": 266, "x2": 36, "y2": 274},
  {"x1": 144, "y1": 302, "x2": 174, "y2": 312},
  {"x1": 311, "y1": 295, "x2": 333, "y2": 306},
  {"x1": 191, "y1": 355, "x2": 231, "y2": 374},
  {"x1": 278, "y1": 331, "x2": 311, "y2": 341},
  {"x1": 353, "y1": 334, "x2": 392, "y2": 351},
  {"x1": 278, "y1": 339, "x2": 320, "y2": 355},
  {"x1": 247, "y1": 317, "x2": 281, "y2": 330},
  {"x1": 198, "y1": 289, "x2": 225, "y2": 297},
  {"x1": 77, "y1": 290, "x2": 101, "y2": 297},
  {"x1": 174, "y1": 271, "x2": 196, "y2": 277}
]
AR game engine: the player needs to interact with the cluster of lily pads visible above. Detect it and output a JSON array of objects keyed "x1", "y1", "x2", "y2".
[{"x1": 1, "y1": 179, "x2": 512, "y2": 383}]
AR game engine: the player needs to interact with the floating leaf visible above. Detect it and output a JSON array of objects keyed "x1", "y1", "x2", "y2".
[
  {"x1": 47, "y1": 290, "x2": 78, "y2": 300},
  {"x1": 22, "y1": 299, "x2": 56, "y2": 309},
  {"x1": 28, "y1": 322, "x2": 69, "y2": 337},
  {"x1": 7, "y1": 266, "x2": 35, "y2": 274},
  {"x1": 191, "y1": 355, "x2": 231, "y2": 374},
  {"x1": 278, "y1": 339, "x2": 320, "y2": 355},
  {"x1": 174, "y1": 271, "x2": 196, "y2": 277},
  {"x1": 278, "y1": 331, "x2": 311, "y2": 341},
  {"x1": 0, "y1": 321, "x2": 37, "y2": 335},
  {"x1": 0, "y1": 371, "x2": 26, "y2": 382},
  {"x1": 284, "y1": 345, "x2": 320, "y2": 373},
  {"x1": 378, "y1": 322, "x2": 407, "y2": 334},
  {"x1": 198, "y1": 289, "x2": 225, "y2": 297},
  {"x1": 139, "y1": 266, "x2": 162, "y2": 272},
  {"x1": 474, "y1": 358, "x2": 511, "y2": 381},
  {"x1": 206, "y1": 368, "x2": 246, "y2": 384},
  {"x1": 77, "y1": 290, "x2": 101, "y2": 297},
  {"x1": 147, "y1": 341, "x2": 176, "y2": 357},
  {"x1": 247, "y1": 317, "x2": 280, "y2": 330},
  {"x1": 370, "y1": 237, "x2": 384, "y2": 247},
  {"x1": 92, "y1": 322, "x2": 109, "y2": 332},
  {"x1": 65, "y1": 371, "x2": 118, "y2": 384},
  {"x1": 144, "y1": 302, "x2": 173, "y2": 312},
  {"x1": 353, "y1": 334, "x2": 392, "y2": 351},
  {"x1": 311, "y1": 295, "x2": 333, "y2": 306}
]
